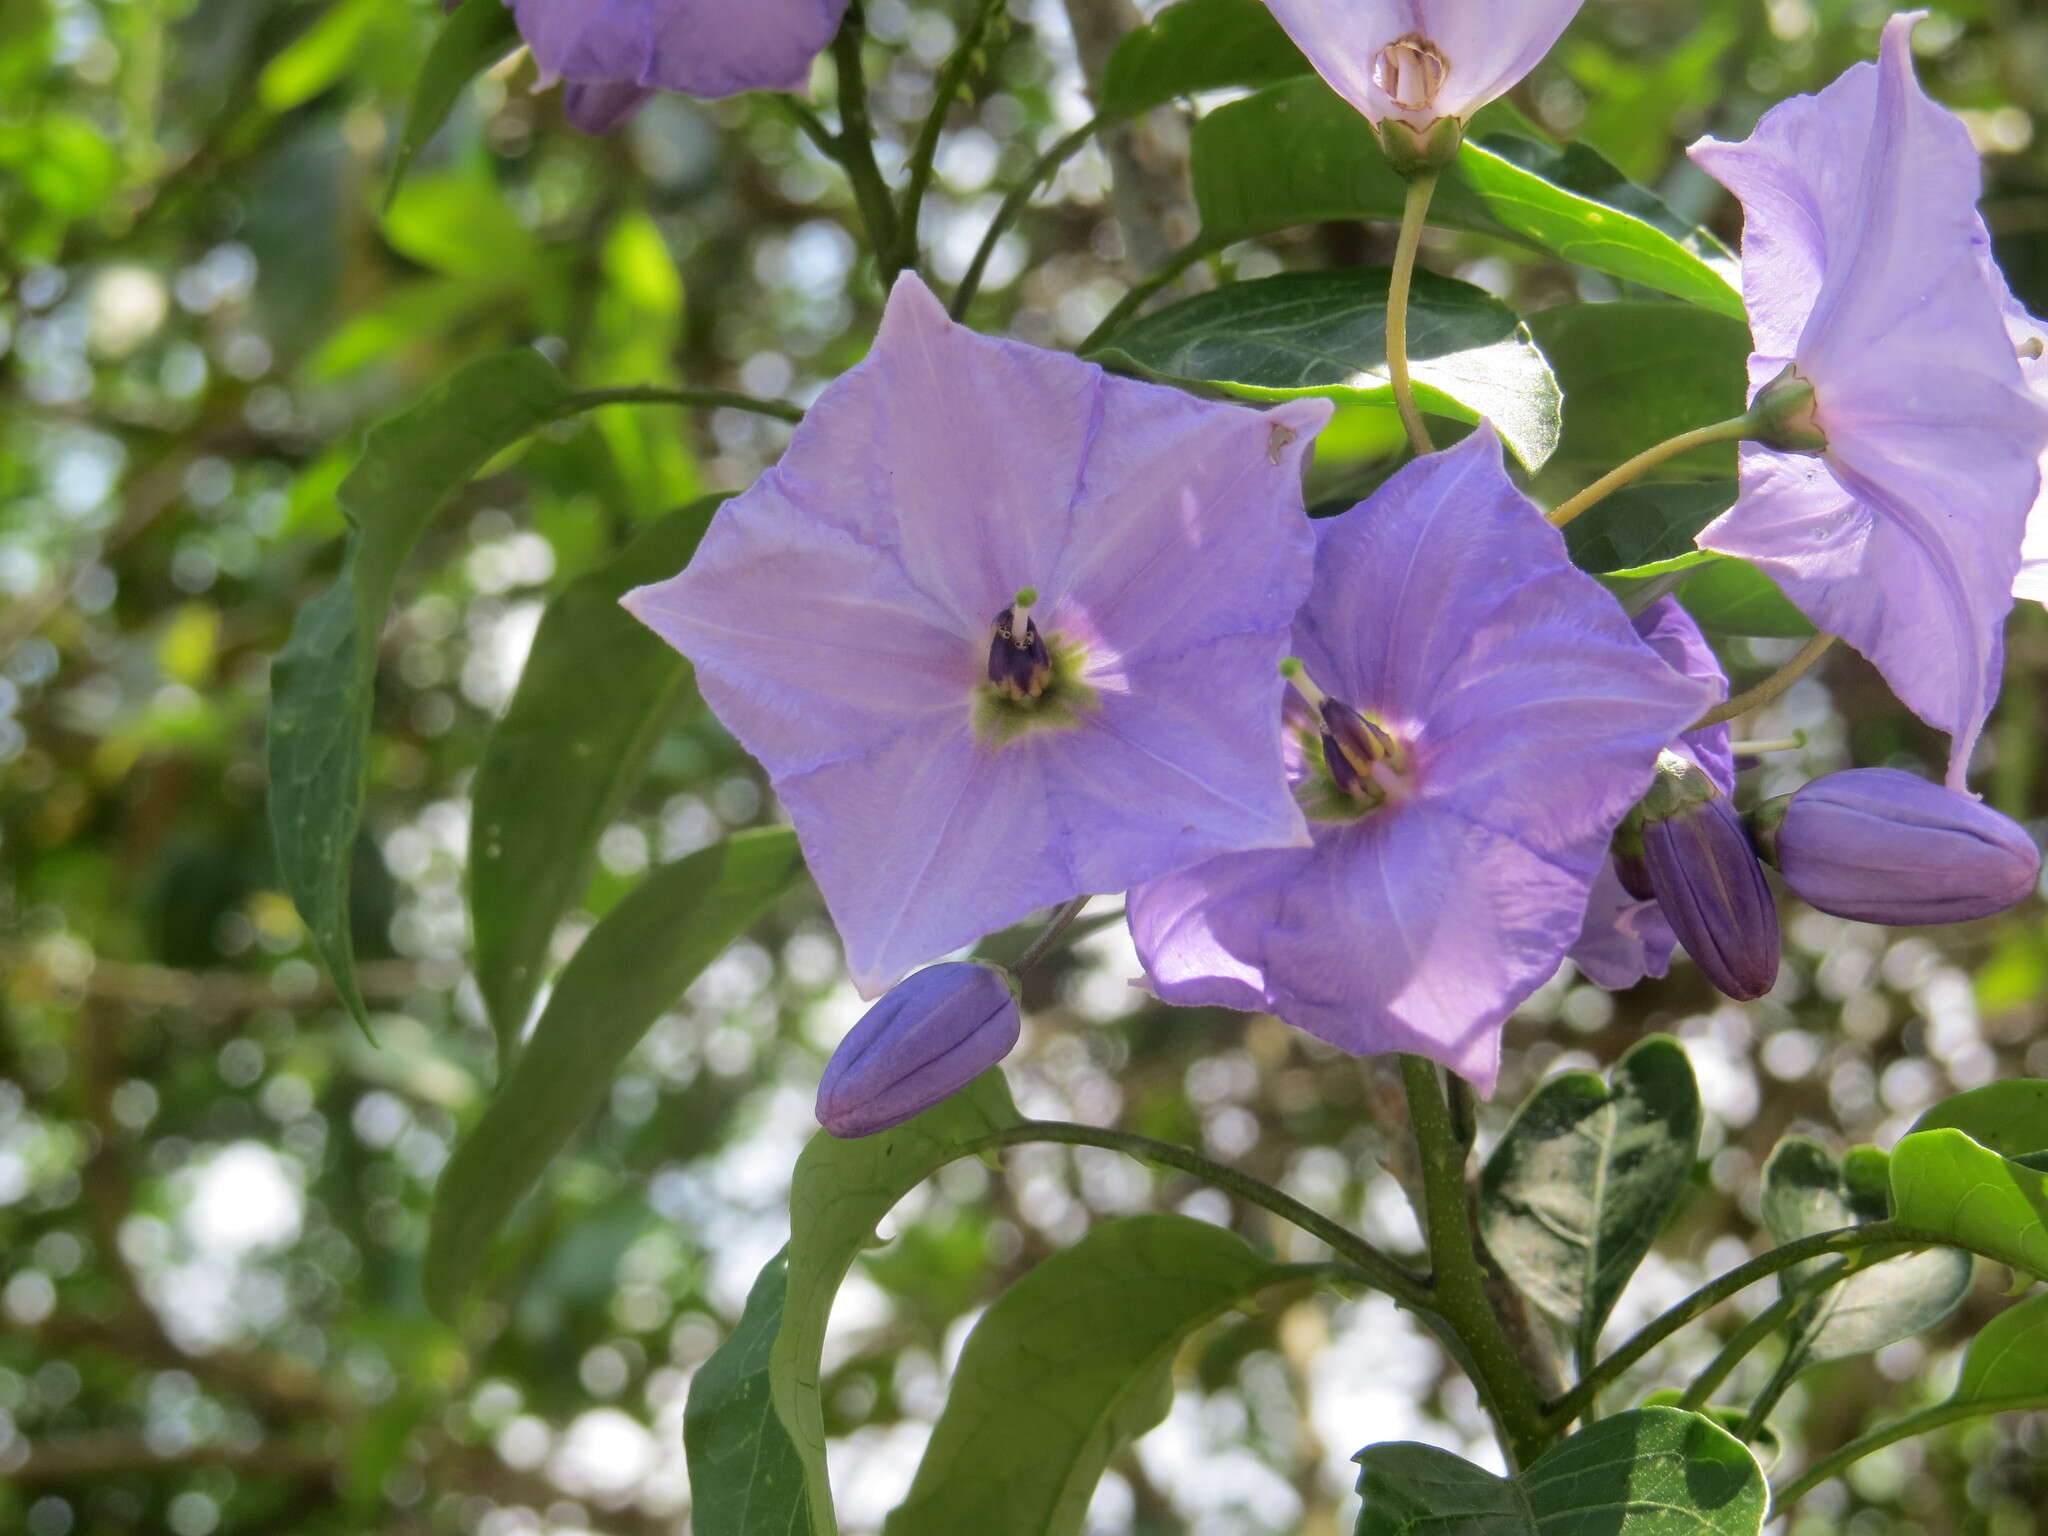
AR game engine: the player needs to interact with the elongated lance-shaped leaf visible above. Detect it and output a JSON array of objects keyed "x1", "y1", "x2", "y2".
[
  {"x1": 1479, "y1": 1035, "x2": 1701, "y2": 1366},
  {"x1": 1760, "y1": 1136, "x2": 1970, "y2": 1380},
  {"x1": 424, "y1": 828, "x2": 803, "y2": 1320},
  {"x1": 1354, "y1": 1407, "x2": 1767, "y2": 1536},
  {"x1": 267, "y1": 349, "x2": 569, "y2": 1028},
  {"x1": 1891, "y1": 1128, "x2": 2048, "y2": 1280},
  {"x1": 384, "y1": 0, "x2": 521, "y2": 208},
  {"x1": 1097, "y1": 0, "x2": 1306, "y2": 119},
  {"x1": 772, "y1": 1072, "x2": 1023, "y2": 1536},
  {"x1": 883, "y1": 1214, "x2": 1283, "y2": 1536},
  {"x1": 1190, "y1": 78, "x2": 1743, "y2": 317},
  {"x1": 686, "y1": 1248, "x2": 812, "y2": 1536},
  {"x1": 1091, "y1": 266, "x2": 1560, "y2": 472},
  {"x1": 468, "y1": 496, "x2": 722, "y2": 1065}
]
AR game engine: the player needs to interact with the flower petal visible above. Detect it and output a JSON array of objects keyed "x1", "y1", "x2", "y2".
[{"x1": 512, "y1": 0, "x2": 846, "y2": 98}]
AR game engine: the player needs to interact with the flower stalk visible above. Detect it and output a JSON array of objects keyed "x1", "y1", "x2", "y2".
[
  {"x1": 1387, "y1": 171, "x2": 1440, "y2": 456},
  {"x1": 1547, "y1": 413, "x2": 1757, "y2": 529},
  {"x1": 1693, "y1": 633, "x2": 1837, "y2": 730}
]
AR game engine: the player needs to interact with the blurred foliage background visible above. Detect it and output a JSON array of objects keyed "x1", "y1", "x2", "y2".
[{"x1": 4, "y1": 0, "x2": 2048, "y2": 1532}]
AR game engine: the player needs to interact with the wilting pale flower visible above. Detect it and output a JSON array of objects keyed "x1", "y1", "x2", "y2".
[
  {"x1": 1126, "y1": 427, "x2": 1715, "y2": 1093},
  {"x1": 1688, "y1": 12, "x2": 2048, "y2": 789},
  {"x1": 1570, "y1": 598, "x2": 1732, "y2": 989},
  {"x1": 1757, "y1": 767, "x2": 2040, "y2": 925},
  {"x1": 816, "y1": 963, "x2": 1020, "y2": 1137},
  {"x1": 511, "y1": 0, "x2": 847, "y2": 105},
  {"x1": 1264, "y1": 0, "x2": 1587, "y2": 163},
  {"x1": 1635, "y1": 753, "x2": 1780, "y2": 1001},
  {"x1": 626, "y1": 274, "x2": 1330, "y2": 996}
]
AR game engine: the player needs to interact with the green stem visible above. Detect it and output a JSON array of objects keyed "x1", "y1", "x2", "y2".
[
  {"x1": 1546, "y1": 414, "x2": 1756, "y2": 529},
  {"x1": 1772, "y1": 1395, "x2": 2048, "y2": 1511},
  {"x1": 950, "y1": 116, "x2": 1104, "y2": 319},
  {"x1": 973, "y1": 1121, "x2": 1431, "y2": 1310},
  {"x1": 1692, "y1": 634, "x2": 1837, "y2": 730},
  {"x1": 564, "y1": 386, "x2": 804, "y2": 423},
  {"x1": 828, "y1": 9, "x2": 900, "y2": 274},
  {"x1": 897, "y1": 0, "x2": 1005, "y2": 280},
  {"x1": 1075, "y1": 239, "x2": 1213, "y2": 354},
  {"x1": 1009, "y1": 895, "x2": 1090, "y2": 975},
  {"x1": 1400, "y1": 1056, "x2": 1550, "y2": 1468},
  {"x1": 1739, "y1": 1346, "x2": 1803, "y2": 1443},
  {"x1": 1554, "y1": 1223, "x2": 1939, "y2": 1427},
  {"x1": 1677, "y1": 1260, "x2": 1847, "y2": 1412},
  {"x1": 1387, "y1": 172, "x2": 1439, "y2": 457}
]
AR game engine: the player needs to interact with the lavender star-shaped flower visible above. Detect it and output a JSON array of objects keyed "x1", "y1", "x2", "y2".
[
  {"x1": 625, "y1": 274, "x2": 1331, "y2": 997},
  {"x1": 1569, "y1": 597, "x2": 1734, "y2": 990},
  {"x1": 1126, "y1": 427, "x2": 1716, "y2": 1092},
  {"x1": 1986, "y1": 275, "x2": 2048, "y2": 606},
  {"x1": 511, "y1": 0, "x2": 847, "y2": 106},
  {"x1": 1688, "y1": 12, "x2": 2048, "y2": 788},
  {"x1": 1263, "y1": 0, "x2": 1586, "y2": 144}
]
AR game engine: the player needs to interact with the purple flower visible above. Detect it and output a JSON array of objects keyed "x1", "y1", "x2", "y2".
[
  {"x1": 1760, "y1": 767, "x2": 2040, "y2": 925},
  {"x1": 1126, "y1": 427, "x2": 1717, "y2": 1093},
  {"x1": 512, "y1": 0, "x2": 847, "y2": 102},
  {"x1": 1569, "y1": 598, "x2": 1733, "y2": 989},
  {"x1": 561, "y1": 80, "x2": 654, "y2": 136},
  {"x1": 1688, "y1": 13, "x2": 2048, "y2": 790},
  {"x1": 1636, "y1": 755, "x2": 1780, "y2": 1002},
  {"x1": 816, "y1": 962, "x2": 1020, "y2": 1137},
  {"x1": 625, "y1": 274, "x2": 1330, "y2": 997},
  {"x1": 1263, "y1": 0, "x2": 1586, "y2": 154},
  {"x1": 1986, "y1": 274, "x2": 2048, "y2": 606}
]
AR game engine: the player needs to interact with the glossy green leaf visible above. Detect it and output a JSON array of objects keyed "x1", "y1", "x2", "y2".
[
  {"x1": 423, "y1": 828, "x2": 803, "y2": 1319},
  {"x1": 469, "y1": 497, "x2": 718, "y2": 1066},
  {"x1": 774, "y1": 1072, "x2": 1024, "y2": 1536},
  {"x1": 385, "y1": 0, "x2": 521, "y2": 208},
  {"x1": 1677, "y1": 557, "x2": 1815, "y2": 639},
  {"x1": 1891, "y1": 1128, "x2": 2048, "y2": 1280},
  {"x1": 1190, "y1": 79, "x2": 1744, "y2": 315},
  {"x1": 1525, "y1": 302, "x2": 1750, "y2": 499},
  {"x1": 1955, "y1": 1289, "x2": 2048, "y2": 1403},
  {"x1": 1911, "y1": 1081, "x2": 2048, "y2": 1160},
  {"x1": 1091, "y1": 267, "x2": 1560, "y2": 470},
  {"x1": 1478, "y1": 1036, "x2": 1701, "y2": 1364},
  {"x1": 1353, "y1": 1407, "x2": 1767, "y2": 1536},
  {"x1": 1480, "y1": 135, "x2": 1737, "y2": 278},
  {"x1": 1098, "y1": 0, "x2": 1307, "y2": 119},
  {"x1": 1761, "y1": 1136, "x2": 1970, "y2": 1375},
  {"x1": 884, "y1": 1215, "x2": 1281, "y2": 1536},
  {"x1": 267, "y1": 349, "x2": 569, "y2": 1027},
  {"x1": 686, "y1": 1248, "x2": 813, "y2": 1536},
  {"x1": 1569, "y1": 485, "x2": 1738, "y2": 577}
]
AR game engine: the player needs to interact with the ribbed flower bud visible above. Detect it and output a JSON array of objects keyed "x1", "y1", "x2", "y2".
[
  {"x1": 815, "y1": 962, "x2": 1021, "y2": 1138},
  {"x1": 1637, "y1": 752, "x2": 1780, "y2": 1001},
  {"x1": 1755, "y1": 768, "x2": 2041, "y2": 925}
]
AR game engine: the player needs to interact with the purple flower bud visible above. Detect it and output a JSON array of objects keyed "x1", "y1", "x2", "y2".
[
  {"x1": 816, "y1": 963, "x2": 1020, "y2": 1138},
  {"x1": 1763, "y1": 768, "x2": 2041, "y2": 925},
  {"x1": 1639, "y1": 756, "x2": 1779, "y2": 1001}
]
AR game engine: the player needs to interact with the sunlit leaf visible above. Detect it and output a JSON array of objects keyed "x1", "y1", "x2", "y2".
[
  {"x1": 1911, "y1": 1081, "x2": 2048, "y2": 1161},
  {"x1": 1098, "y1": 0, "x2": 1307, "y2": 119},
  {"x1": 1890, "y1": 1128, "x2": 2048, "y2": 1281}
]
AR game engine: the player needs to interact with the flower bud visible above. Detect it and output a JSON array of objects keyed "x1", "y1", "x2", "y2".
[
  {"x1": 1760, "y1": 768, "x2": 2040, "y2": 925},
  {"x1": 1748, "y1": 364, "x2": 1827, "y2": 454},
  {"x1": 816, "y1": 962, "x2": 1021, "y2": 1138},
  {"x1": 1638, "y1": 754, "x2": 1780, "y2": 1001}
]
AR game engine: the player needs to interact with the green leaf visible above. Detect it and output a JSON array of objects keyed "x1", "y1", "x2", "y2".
[
  {"x1": 469, "y1": 497, "x2": 719, "y2": 1065},
  {"x1": 267, "y1": 349, "x2": 570, "y2": 1027},
  {"x1": 1524, "y1": 302, "x2": 1751, "y2": 499},
  {"x1": 385, "y1": 0, "x2": 520, "y2": 209},
  {"x1": 1676, "y1": 557, "x2": 1815, "y2": 639},
  {"x1": 1911, "y1": 1081, "x2": 2048, "y2": 1160},
  {"x1": 1098, "y1": 0, "x2": 1307, "y2": 120},
  {"x1": 1569, "y1": 485, "x2": 1738, "y2": 576},
  {"x1": 773, "y1": 1073, "x2": 1024, "y2": 1536},
  {"x1": 423, "y1": 828, "x2": 803, "y2": 1320},
  {"x1": 1353, "y1": 1407, "x2": 1767, "y2": 1536},
  {"x1": 1761, "y1": 1136, "x2": 1970, "y2": 1375},
  {"x1": 1480, "y1": 135, "x2": 1738, "y2": 278},
  {"x1": 1955, "y1": 1289, "x2": 2048, "y2": 1403},
  {"x1": 884, "y1": 1214, "x2": 1282, "y2": 1536},
  {"x1": 1190, "y1": 79, "x2": 1744, "y2": 316},
  {"x1": 686, "y1": 1249, "x2": 813, "y2": 1536},
  {"x1": 1090, "y1": 267, "x2": 1560, "y2": 471},
  {"x1": 1891, "y1": 1127, "x2": 2048, "y2": 1281},
  {"x1": 1478, "y1": 1036, "x2": 1701, "y2": 1364}
]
